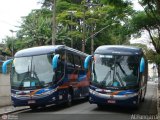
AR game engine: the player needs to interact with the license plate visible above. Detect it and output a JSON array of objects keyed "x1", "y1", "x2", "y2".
[
  {"x1": 107, "y1": 100, "x2": 116, "y2": 104},
  {"x1": 28, "y1": 100, "x2": 36, "y2": 104}
]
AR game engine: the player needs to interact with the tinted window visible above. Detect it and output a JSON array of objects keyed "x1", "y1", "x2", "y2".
[
  {"x1": 74, "y1": 55, "x2": 81, "y2": 68},
  {"x1": 67, "y1": 53, "x2": 74, "y2": 68}
]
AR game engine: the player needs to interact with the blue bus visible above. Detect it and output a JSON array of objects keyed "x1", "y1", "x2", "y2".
[
  {"x1": 84, "y1": 45, "x2": 148, "y2": 108},
  {"x1": 2, "y1": 45, "x2": 91, "y2": 109}
]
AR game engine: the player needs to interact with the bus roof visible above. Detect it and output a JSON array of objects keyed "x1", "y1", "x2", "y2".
[
  {"x1": 94, "y1": 45, "x2": 143, "y2": 55},
  {"x1": 14, "y1": 45, "x2": 88, "y2": 57}
]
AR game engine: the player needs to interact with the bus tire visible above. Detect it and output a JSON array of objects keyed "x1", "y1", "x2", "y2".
[
  {"x1": 97, "y1": 104, "x2": 104, "y2": 109},
  {"x1": 134, "y1": 93, "x2": 141, "y2": 109},
  {"x1": 141, "y1": 92, "x2": 145, "y2": 102},
  {"x1": 66, "y1": 93, "x2": 72, "y2": 107},
  {"x1": 133, "y1": 99, "x2": 140, "y2": 110},
  {"x1": 133, "y1": 104, "x2": 139, "y2": 110},
  {"x1": 85, "y1": 96, "x2": 89, "y2": 101},
  {"x1": 142, "y1": 87, "x2": 146, "y2": 102},
  {"x1": 140, "y1": 92, "x2": 142, "y2": 102},
  {"x1": 41, "y1": 105, "x2": 46, "y2": 108},
  {"x1": 30, "y1": 105, "x2": 38, "y2": 110}
]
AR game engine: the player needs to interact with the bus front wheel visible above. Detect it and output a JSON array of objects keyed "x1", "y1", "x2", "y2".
[
  {"x1": 30, "y1": 105, "x2": 38, "y2": 110},
  {"x1": 97, "y1": 104, "x2": 104, "y2": 109},
  {"x1": 141, "y1": 88, "x2": 146, "y2": 102},
  {"x1": 133, "y1": 94, "x2": 141, "y2": 109},
  {"x1": 66, "y1": 93, "x2": 72, "y2": 107}
]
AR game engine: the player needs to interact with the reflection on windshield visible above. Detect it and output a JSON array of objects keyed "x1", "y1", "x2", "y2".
[
  {"x1": 92, "y1": 54, "x2": 139, "y2": 88},
  {"x1": 11, "y1": 54, "x2": 54, "y2": 89}
]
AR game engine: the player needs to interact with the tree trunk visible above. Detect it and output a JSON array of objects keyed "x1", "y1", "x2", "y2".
[{"x1": 157, "y1": 64, "x2": 160, "y2": 89}]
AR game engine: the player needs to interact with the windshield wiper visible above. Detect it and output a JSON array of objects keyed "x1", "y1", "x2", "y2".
[
  {"x1": 117, "y1": 62, "x2": 127, "y2": 76},
  {"x1": 100, "y1": 71, "x2": 112, "y2": 87},
  {"x1": 103, "y1": 71, "x2": 111, "y2": 81},
  {"x1": 116, "y1": 72, "x2": 126, "y2": 87},
  {"x1": 32, "y1": 65, "x2": 43, "y2": 87}
]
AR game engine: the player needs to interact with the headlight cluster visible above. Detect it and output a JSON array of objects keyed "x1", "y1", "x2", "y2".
[
  {"x1": 89, "y1": 89, "x2": 96, "y2": 95},
  {"x1": 125, "y1": 93, "x2": 138, "y2": 98},
  {"x1": 42, "y1": 87, "x2": 57, "y2": 95},
  {"x1": 11, "y1": 87, "x2": 58, "y2": 98},
  {"x1": 11, "y1": 93, "x2": 18, "y2": 98}
]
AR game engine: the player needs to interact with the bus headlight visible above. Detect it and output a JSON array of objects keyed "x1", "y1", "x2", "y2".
[
  {"x1": 43, "y1": 87, "x2": 57, "y2": 95},
  {"x1": 89, "y1": 89, "x2": 96, "y2": 95},
  {"x1": 126, "y1": 93, "x2": 138, "y2": 98},
  {"x1": 11, "y1": 93, "x2": 18, "y2": 98}
]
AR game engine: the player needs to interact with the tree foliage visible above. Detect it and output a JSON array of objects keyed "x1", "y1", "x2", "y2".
[
  {"x1": 129, "y1": 0, "x2": 160, "y2": 79},
  {"x1": 4, "y1": 0, "x2": 134, "y2": 54}
]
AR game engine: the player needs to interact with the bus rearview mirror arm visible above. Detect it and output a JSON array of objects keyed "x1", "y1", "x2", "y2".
[
  {"x1": 2, "y1": 59, "x2": 13, "y2": 74},
  {"x1": 140, "y1": 57, "x2": 145, "y2": 73}
]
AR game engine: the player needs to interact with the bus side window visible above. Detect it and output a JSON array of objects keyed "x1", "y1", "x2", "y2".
[
  {"x1": 79, "y1": 56, "x2": 86, "y2": 76},
  {"x1": 80, "y1": 57, "x2": 85, "y2": 70},
  {"x1": 55, "y1": 51, "x2": 65, "y2": 82},
  {"x1": 74, "y1": 55, "x2": 81, "y2": 69},
  {"x1": 66, "y1": 53, "x2": 75, "y2": 69}
]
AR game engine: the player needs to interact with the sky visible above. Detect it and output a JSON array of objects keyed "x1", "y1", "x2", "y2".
[
  {"x1": 0, "y1": 0, "x2": 144, "y2": 44},
  {"x1": 0, "y1": 0, "x2": 41, "y2": 43},
  {"x1": 130, "y1": 30, "x2": 154, "y2": 50},
  {"x1": 131, "y1": 1, "x2": 154, "y2": 50},
  {"x1": 132, "y1": 0, "x2": 143, "y2": 11}
]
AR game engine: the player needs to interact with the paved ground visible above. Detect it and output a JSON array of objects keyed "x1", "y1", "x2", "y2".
[{"x1": 0, "y1": 82, "x2": 157, "y2": 120}]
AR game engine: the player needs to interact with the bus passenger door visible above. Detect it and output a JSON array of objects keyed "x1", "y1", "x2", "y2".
[
  {"x1": 54, "y1": 51, "x2": 65, "y2": 83},
  {"x1": 66, "y1": 53, "x2": 77, "y2": 83}
]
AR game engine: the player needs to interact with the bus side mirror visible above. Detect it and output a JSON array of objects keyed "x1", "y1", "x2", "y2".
[
  {"x1": 52, "y1": 54, "x2": 60, "y2": 70},
  {"x1": 2, "y1": 59, "x2": 13, "y2": 74},
  {"x1": 84, "y1": 55, "x2": 92, "y2": 70},
  {"x1": 140, "y1": 57, "x2": 145, "y2": 73}
]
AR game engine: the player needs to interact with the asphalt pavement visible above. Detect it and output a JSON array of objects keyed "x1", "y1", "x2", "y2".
[{"x1": 2, "y1": 82, "x2": 157, "y2": 120}]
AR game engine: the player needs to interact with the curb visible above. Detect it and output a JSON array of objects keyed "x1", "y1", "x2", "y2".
[
  {"x1": 0, "y1": 106, "x2": 29, "y2": 116},
  {"x1": 157, "y1": 87, "x2": 160, "y2": 120}
]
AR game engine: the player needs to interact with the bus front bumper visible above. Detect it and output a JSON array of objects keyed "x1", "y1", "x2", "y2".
[
  {"x1": 11, "y1": 92, "x2": 58, "y2": 107},
  {"x1": 89, "y1": 89, "x2": 139, "y2": 106}
]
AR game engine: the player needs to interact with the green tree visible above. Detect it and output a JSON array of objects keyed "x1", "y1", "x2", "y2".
[
  {"x1": 4, "y1": 0, "x2": 134, "y2": 55},
  {"x1": 129, "y1": 0, "x2": 160, "y2": 82},
  {"x1": 52, "y1": 0, "x2": 134, "y2": 53},
  {"x1": 18, "y1": 8, "x2": 52, "y2": 46}
]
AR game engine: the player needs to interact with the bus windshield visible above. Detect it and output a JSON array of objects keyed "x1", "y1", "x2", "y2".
[
  {"x1": 11, "y1": 54, "x2": 55, "y2": 90},
  {"x1": 92, "y1": 54, "x2": 139, "y2": 89}
]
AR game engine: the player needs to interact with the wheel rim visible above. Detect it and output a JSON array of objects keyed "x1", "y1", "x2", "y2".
[{"x1": 68, "y1": 94, "x2": 72, "y2": 103}]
